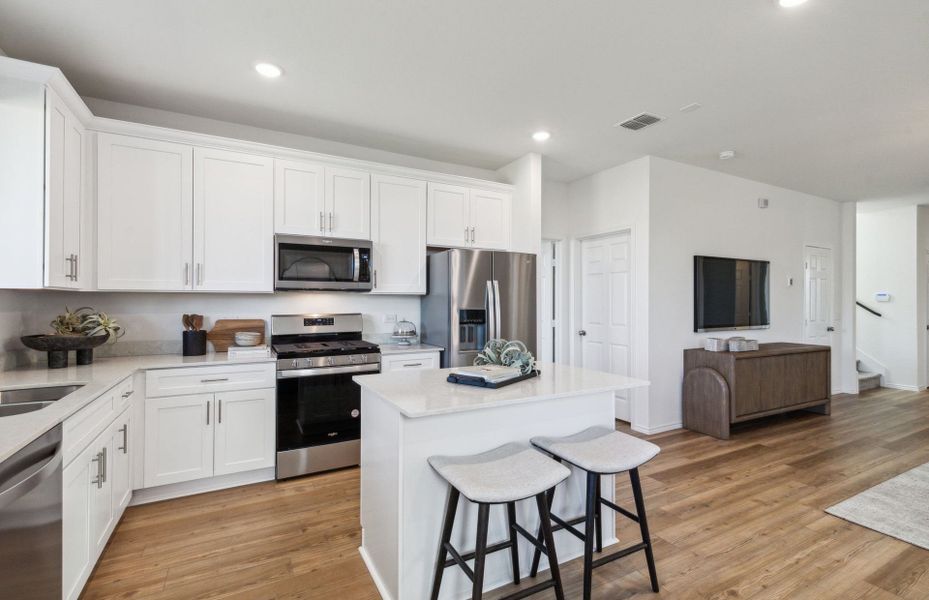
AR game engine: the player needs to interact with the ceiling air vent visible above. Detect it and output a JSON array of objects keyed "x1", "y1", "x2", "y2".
[{"x1": 615, "y1": 112, "x2": 664, "y2": 131}]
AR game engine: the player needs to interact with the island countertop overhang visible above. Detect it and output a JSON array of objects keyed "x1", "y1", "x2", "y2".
[{"x1": 353, "y1": 362, "x2": 649, "y2": 418}]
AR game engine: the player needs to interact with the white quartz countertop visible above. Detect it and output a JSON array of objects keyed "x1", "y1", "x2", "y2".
[
  {"x1": 374, "y1": 342, "x2": 444, "y2": 355},
  {"x1": 353, "y1": 362, "x2": 649, "y2": 418},
  {"x1": 0, "y1": 353, "x2": 276, "y2": 463}
]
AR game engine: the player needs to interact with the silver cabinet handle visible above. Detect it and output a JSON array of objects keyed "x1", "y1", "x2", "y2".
[
  {"x1": 465, "y1": 227, "x2": 469, "y2": 244},
  {"x1": 319, "y1": 211, "x2": 324, "y2": 232},
  {"x1": 118, "y1": 424, "x2": 128, "y2": 453},
  {"x1": 206, "y1": 400, "x2": 210, "y2": 425},
  {"x1": 218, "y1": 399, "x2": 222, "y2": 424},
  {"x1": 201, "y1": 377, "x2": 229, "y2": 383},
  {"x1": 196, "y1": 262, "x2": 204, "y2": 286},
  {"x1": 66, "y1": 254, "x2": 76, "y2": 281},
  {"x1": 121, "y1": 390, "x2": 134, "y2": 399},
  {"x1": 184, "y1": 262, "x2": 190, "y2": 286},
  {"x1": 402, "y1": 362, "x2": 423, "y2": 368},
  {"x1": 101, "y1": 446, "x2": 107, "y2": 483},
  {"x1": 470, "y1": 227, "x2": 475, "y2": 243},
  {"x1": 74, "y1": 254, "x2": 78, "y2": 280},
  {"x1": 91, "y1": 450, "x2": 103, "y2": 488},
  {"x1": 329, "y1": 212, "x2": 334, "y2": 232}
]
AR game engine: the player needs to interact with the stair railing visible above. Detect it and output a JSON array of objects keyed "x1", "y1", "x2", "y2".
[{"x1": 856, "y1": 301, "x2": 882, "y2": 317}]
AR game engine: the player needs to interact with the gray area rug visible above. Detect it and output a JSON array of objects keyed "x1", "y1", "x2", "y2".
[{"x1": 826, "y1": 462, "x2": 929, "y2": 550}]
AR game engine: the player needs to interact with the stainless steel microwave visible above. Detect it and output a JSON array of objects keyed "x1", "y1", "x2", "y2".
[{"x1": 274, "y1": 235, "x2": 372, "y2": 291}]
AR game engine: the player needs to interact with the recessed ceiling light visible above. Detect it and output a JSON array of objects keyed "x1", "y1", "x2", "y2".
[
  {"x1": 254, "y1": 62, "x2": 283, "y2": 78},
  {"x1": 778, "y1": 0, "x2": 808, "y2": 7},
  {"x1": 719, "y1": 150, "x2": 736, "y2": 160},
  {"x1": 532, "y1": 131, "x2": 551, "y2": 142}
]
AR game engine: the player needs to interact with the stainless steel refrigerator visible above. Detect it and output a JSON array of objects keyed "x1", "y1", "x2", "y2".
[{"x1": 421, "y1": 249, "x2": 536, "y2": 368}]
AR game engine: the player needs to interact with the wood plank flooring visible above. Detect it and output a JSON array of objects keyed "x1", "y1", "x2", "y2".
[{"x1": 82, "y1": 387, "x2": 929, "y2": 599}]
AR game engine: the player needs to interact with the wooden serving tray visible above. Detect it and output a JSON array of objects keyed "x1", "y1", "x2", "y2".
[
  {"x1": 446, "y1": 370, "x2": 540, "y2": 389},
  {"x1": 206, "y1": 319, "x2": 266, "y2": 352}
]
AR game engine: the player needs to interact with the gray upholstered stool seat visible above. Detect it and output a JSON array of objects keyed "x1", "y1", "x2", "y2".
[
  {"x1": 428, "y1": 442, "x2": 571, "y2": 504},
  {"x1": 531, "y1": 426, "x2": 660, "y2": 474}
]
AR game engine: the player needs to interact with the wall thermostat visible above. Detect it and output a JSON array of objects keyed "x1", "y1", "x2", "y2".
[{"x1": 875, "y1": 292, "x2": 891, "y2": 302}]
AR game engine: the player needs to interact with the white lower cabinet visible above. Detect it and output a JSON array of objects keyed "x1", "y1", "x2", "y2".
[
  {"x1": 381, "y1": 351, "x2": 441, "y2": 372},
  {"x1": 144, "y1": 386, "x2": 274, "y2": 487},
  {"x1": 63, "y1": 405, "x2": 132, "y2": 600}
]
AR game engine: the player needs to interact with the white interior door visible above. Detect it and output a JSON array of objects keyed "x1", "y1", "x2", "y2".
[
  {"x1": 579, "y1": 233, "x2": 632, "y2": 421},
  {"x1": 804, "y1": 245, "x2": 833, "y2": 346}
]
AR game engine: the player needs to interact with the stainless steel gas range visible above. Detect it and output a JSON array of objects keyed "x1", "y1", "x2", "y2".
[{"x1": 271, "y1": 313, "x2": 380, "y2": 479}]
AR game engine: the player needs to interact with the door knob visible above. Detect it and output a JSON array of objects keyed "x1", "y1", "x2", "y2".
[
  {"x1": 578, "y1": 330, "x2": 587, "y2": 336},
  {"x1": 826, "y1": 326, "x2": 835, "y2": 332}
]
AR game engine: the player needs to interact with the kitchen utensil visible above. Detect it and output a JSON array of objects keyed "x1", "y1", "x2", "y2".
[
  {"x1": 191, "y1": 314, "x2": 203, "y2": 331},
  {"x1": 206, "y1": 319, "x2": 265, "y2": 352}
]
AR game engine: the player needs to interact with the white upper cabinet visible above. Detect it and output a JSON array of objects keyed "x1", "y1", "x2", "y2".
[
  {"x1": 325, "y1": 166, "x2": 370, "y2": 239},
  {"x1": 193, "y1": 148, "x2": 273, "y2": 292},
  {"x1": 427, "y1": 183, "x2": 510, "y2": 250},
  {"x1": 427, "y1": 183, "x2": 471, "y2": 248},
  {"x1": 45, "y1": 88, "x2": 86, "y2": 288},
  {"x1": 371, "y1": 175, "x2": 427, "y2": 294},
  {"x1": 274, "y1": 158, "x2": 326, "y2": 235},
  {"x1": 213, "y1": 388, "x2": 275, "y2": 476},
  {"x1": 468, "y1": 189, "x2": 510, "y2": 250},
  {"x1": 97, "y1": 134, "x2": 193, "y2": 291}
]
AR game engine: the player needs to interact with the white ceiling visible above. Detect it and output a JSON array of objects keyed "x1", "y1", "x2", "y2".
[{"x1": 0, "y1": 0, "x2": 927, "y2": 201}]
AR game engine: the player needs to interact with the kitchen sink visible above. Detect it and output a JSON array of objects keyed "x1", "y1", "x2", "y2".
[{"x1": 0, "y1": 384, "x2": 83, "y2": 417}]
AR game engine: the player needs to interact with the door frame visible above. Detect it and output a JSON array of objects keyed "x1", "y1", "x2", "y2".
[
  {"x1": 539, "y1": 238, "x2": 565, "y2": 364},
  {"x1": 570, "y1": 226, "x2": 637, "y2": 422}
]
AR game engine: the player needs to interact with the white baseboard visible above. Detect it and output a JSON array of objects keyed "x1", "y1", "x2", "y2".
[
  {"x1": 632, "y1": 422, "x2": 682, "y2": 435},
  {"x1": 359, "y1": 546, "x2": 394, "y2": 600},
  {"x1": 881, "y1": 383, "x2": 920, "y2": 392},
  {"x1": 129, "y1": 467, "x2": 275, "y2": 505}
]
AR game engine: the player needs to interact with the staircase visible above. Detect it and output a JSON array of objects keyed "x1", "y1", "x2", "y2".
[{"x1": 856, "y1": 360, "x2": 882, "y2": 392}]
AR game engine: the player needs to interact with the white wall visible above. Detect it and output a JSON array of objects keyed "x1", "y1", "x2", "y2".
[
  {"x1": 840, "y1": 201, "x2": 858, "y2": 393},
  {"x1": 856, "y1": 205, "x2": 919, "y2": 388},
  {"x1": 85, "y1": 97, "x2": 504, "y2": 183},
  {"x1": 562, "y1": 157, "x2": 652, "y2": 430},
  {"x1": 497, "y1": 153, "x2": 542, "y2": 255},
  {"x1": 648, "y1": 157, "x2": 846, "y2": 431}
]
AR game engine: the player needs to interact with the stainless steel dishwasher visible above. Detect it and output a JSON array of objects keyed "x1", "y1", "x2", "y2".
[{"x1": 0, "y1": 424, "x2": 63, "y2": 599}]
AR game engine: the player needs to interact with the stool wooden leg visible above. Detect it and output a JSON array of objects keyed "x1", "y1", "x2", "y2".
[
  {"x1": 630, "y1": 468, "x2": 659, "y2": 593},
  {"x1": 529, "y1": 486, "x2": 555, "y2": 577},
  {"x1": 430, "y1": 486, "x2": 460, "y2": 600},
  {"x1": 472, "y1": 503, "x2": 491, "y2": 600},
  {"x1": 506, "y1": 501, "x2": 521, "y2": 584},
  {"x1": 535, "y1": 491, "x2": 565, "y2": 600},
  {"x1": 594, "y1": 474, "x2": 603, "y2": 553},
  {"x1": 583, "y1": 471, "x2": 597, "y2": 600}
]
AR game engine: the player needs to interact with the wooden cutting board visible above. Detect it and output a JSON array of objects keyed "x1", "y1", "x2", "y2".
[{"x1": 206, "y1": 319, "x2": 266, "y2": 352}]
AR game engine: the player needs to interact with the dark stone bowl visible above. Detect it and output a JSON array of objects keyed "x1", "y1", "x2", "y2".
[{"x1": 20, "y1": 333, "x2": 110, "y2": 351}]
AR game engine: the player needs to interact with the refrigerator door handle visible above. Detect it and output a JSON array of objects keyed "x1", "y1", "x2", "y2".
[
  {"x1": 493, "y1": 280, "x2": 502, "y2": 341},
  {"x1": 486, "y1": 280, "x2": 496, "y2": 341}
]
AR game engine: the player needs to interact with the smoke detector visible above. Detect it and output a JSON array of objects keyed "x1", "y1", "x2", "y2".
[{"x1": 614, "y1": 113, "x2": 664, "y2": 131}]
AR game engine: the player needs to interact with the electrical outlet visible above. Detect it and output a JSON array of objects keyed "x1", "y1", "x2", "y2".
[{"x1": 383, "y1": 314, "x2": 397, "y2": 324}]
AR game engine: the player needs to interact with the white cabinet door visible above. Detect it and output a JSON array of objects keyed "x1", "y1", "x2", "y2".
[
  {"x1": 274, "y1": 158, "x2": 326, "y2": 235},
  {"x1": 144, "y1": 394, "x2": 214, "y2": 487},
  {"x1": 111, "y1": 408, "x2": 132, "y2": 513},
  {"x1": 45, "y1": 88, "x2": 84, "y2": 289},
  {"x1": 62, "y1": 443, "x2": 95, "y2": 600},
  {"x1": 371, "y1": 174, "x2": 427, "y2": 294},
  {"x1": 427, "y1": 183, "x2": 471, "y2": 248},
  {"x1": 89, "y1": 433, "x2": 114, "y2": 558},
  {"x1": 325, "y1": 166, "x2": 370, "y2": 239},
  {"x1": 97, "y1": 134, "x2": 193, "y2": 290},
  {"x1": 213, "y1": 388, "x2": 275, "y2": 476},
  {"x1": 469, "y1": 189, "x2": 510, "y2": 250},
  {"x1": 193, "y1": 148, "x2": 274, "y2": 292}
]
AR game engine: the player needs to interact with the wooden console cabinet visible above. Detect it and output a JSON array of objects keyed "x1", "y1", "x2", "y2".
[{"x1": 683, "y1": 343, "x2": 831, "y2": 439}]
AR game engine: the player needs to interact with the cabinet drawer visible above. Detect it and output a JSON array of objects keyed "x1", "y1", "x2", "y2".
[
  {"x1": 145, "y1": 362, "x2": 275, "y2": 398},
  {"x1": 63, "y1": 386, "x2": 117, "y2": 467},
  {"x1": 382, "y1": 352, "x2": 439, "y2": 372}
]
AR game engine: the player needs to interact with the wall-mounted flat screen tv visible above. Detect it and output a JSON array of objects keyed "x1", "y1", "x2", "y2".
[{"x1": 694, "y1": 256, "x2": 770, "y2": 332}]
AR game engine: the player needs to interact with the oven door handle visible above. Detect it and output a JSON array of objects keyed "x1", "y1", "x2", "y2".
[{"x1": 277, "y1": 363, "x2": 380, "y2": 379}]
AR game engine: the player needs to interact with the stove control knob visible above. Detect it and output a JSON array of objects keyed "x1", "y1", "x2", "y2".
[
  {"x1": 302, "y1": 358, "x2": 311, "y2": 368},
  {"x1": 291, "y1": 359, "x2": 297, "y2": 368},
  {"x1": 327, "y1": 357, "x2": 334, "y2": 366},
  {"x1": 359, "y1": 354, "x2": 366, "y2": 363}
]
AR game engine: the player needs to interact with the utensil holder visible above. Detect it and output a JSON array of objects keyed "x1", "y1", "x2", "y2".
[{"x1": 183, "y1": 330, "x2": 207, "y2": 356}]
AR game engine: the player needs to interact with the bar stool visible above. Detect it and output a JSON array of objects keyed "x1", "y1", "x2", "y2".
[
  {"x1": 428, "y1": 442, "x2": 571, "y2": 600},
  {"x1": 529, "y1": 426, "x2": 661, "y2": 599}
]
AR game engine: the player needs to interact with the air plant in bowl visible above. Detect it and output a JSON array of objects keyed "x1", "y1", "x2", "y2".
[
  {"x1": 473, "y1": 339, "x2": 537, "y2": 375},
  {"x1": 22, "y1": 307, "x2": 125, "y2": 368}
]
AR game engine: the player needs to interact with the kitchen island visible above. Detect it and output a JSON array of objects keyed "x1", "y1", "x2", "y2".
[{"x1": 354, "y1": 363, "x2": 649, "y2": 600}]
